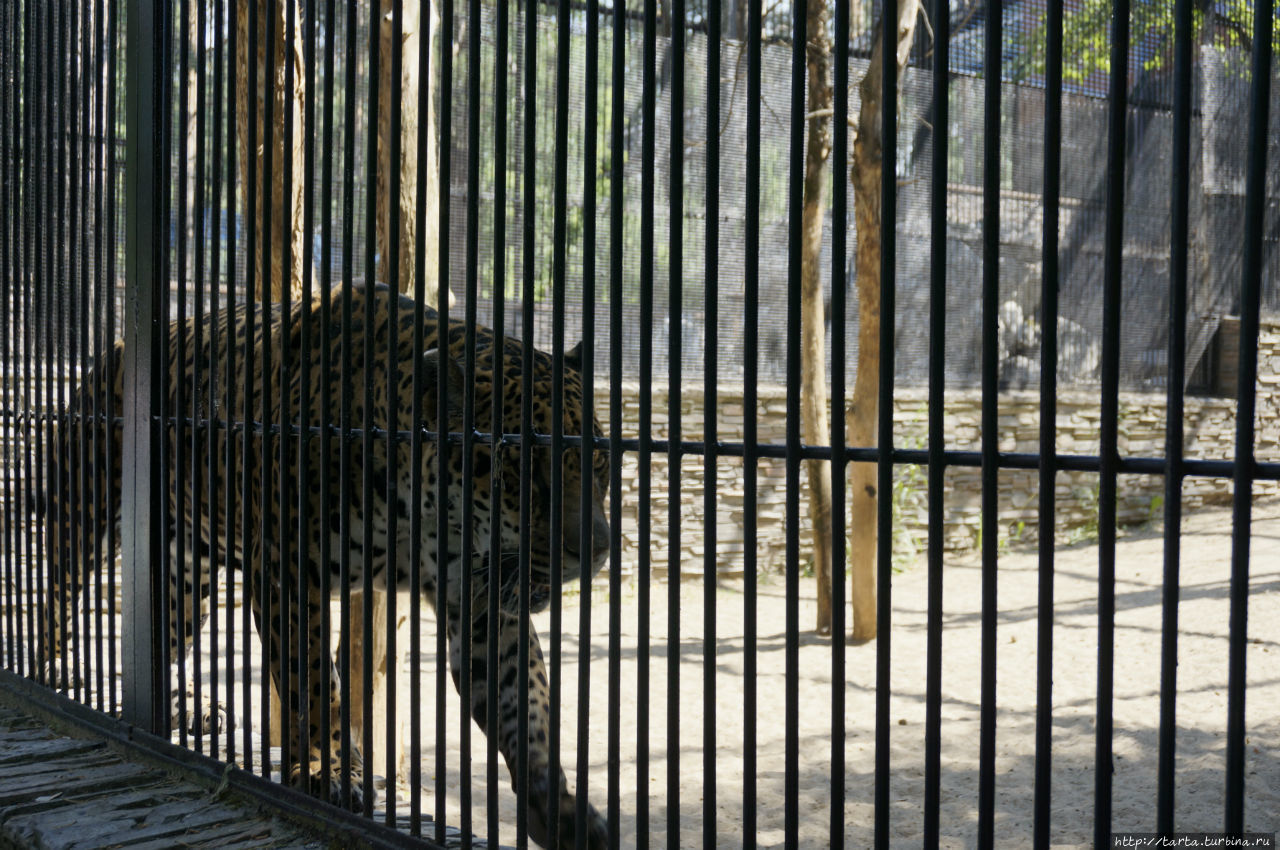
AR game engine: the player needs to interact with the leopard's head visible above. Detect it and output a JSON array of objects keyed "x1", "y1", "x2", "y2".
[{"x1": 425, "y1": 339, "x2": 610, "y2": 616}]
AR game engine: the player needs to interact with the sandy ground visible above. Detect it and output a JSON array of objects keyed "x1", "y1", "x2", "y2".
[
  {"x1": 21, "y1": 497, "x2": 1279, "y2": 848},
  {"x1": 405, "y1": 497, "x2": 1279, "y2": 848}
]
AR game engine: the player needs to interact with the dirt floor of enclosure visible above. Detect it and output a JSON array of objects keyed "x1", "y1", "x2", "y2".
[{"x1": 408, "y1": 497, "x2": 1279, "y2": 848}]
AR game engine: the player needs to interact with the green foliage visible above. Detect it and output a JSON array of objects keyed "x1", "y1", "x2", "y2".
[
  {"x1": 464, "y1": 17, "x2": 623, "y2": 306},
  {"x1": 1009, "y1": 0, "x2": 1275, "y2": 85},
  {"x1": 1066, "y1": 481, "x2": 1102, "y2": 546},
  {"x1": 890, "y1": 412, "x2": 929, "y2": 570},
  {"x1": 890, "y1": 466, "x2": 927, "y2": 570},
  {"x1": 999, "y1": 519, "x2": 1028, "y2": 553},
  {"x1": 1147, "y1": 493, "x2": 1165, "y2": 525}
]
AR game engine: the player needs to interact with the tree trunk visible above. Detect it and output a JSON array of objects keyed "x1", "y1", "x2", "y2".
[
  {"x1": 376, "y1": 0, "x2": 451, "y2": 309},
  {"x1": 846, "y1": 0, "x2": 919, "y2": 643},
  {"x1": 235, "y1": 0, "x2": 307, "y2": 301},
  {"x1": 361, "y1": 0, "x2": 453, "y2": 783},
  {"x1": 801, "y1": 0, "x2": 835, "y2": 634}
]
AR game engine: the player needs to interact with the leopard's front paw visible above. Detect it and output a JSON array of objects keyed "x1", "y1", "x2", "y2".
[
  {"x1": 170, "y1": 687, "x2": 233, "y2": 737},
  {"x1": 288, "y1": 762, "x2": 366, "y2": 813},
  {"x1": 40, "y1": 657, "x2": 79, "y2": 691}
]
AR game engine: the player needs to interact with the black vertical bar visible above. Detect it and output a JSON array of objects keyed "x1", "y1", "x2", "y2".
[
  {"x1": 174, "y1": 0, "x2": 192, "y2": 751},
  {"x1": 785, "y1": 0, "x2": 805, "y2": 841},
  {"x1": 30, "y1": 0, "x2": 43, "y2": 690},
  {"x1": 410, "y1": 0, "x2": 433, "y2": 832},
  {"x1": 19, "y1": 0, "x2": 32, "y2": 678},
  {"x1": 924, "y1": 0, "x2": 949, "y2": 841},
  {"x1": 277, "y1": 0, "x2": 296, "y2": 786},
  {"x1": 463, "y1": 0, "x2": 484, "y2": 836},
  {"x1": 175, "y1": 0, "x2": 193, "y2": 750},
  {"x1": 316, "y1": 0, "x2": 336, "y2": 810},
  {"x1": 121, "y1": 0, "x2": 166, "y2": 734},
  {"x1": 20, "y1": 0, "x2": 34, "y2": 685},
  {"x1": 54, "y1": 0, "x2": 71, "y2": 700},
  {"x1": 30, "y1": 0, "x2": 42, "y2": 688},
  {"x1": 1225, "y1": 0, "x2": 1271, "y2": 834},
  {"x1": 702, "y1": 0, "x2": 719, "y2": 843},
  {"x1": 39, "y1": 0, "x2": 54, "y2": 694},
  {"x1": 874, "y1": 0, "x2": 898, "y2": 846},
  {"x1": 0, "y1": 0, "x2": 12, "y2": 674},
  {"x1": 407, "y1": 0, "x2": 426, "y2": 810},
  {"x1": 0, "y1": 0, "x2": 10, "y2": 674},
  {"x1": 207, "y1": 0, "x2": 228, "y2": 765},
  {"x1": 977, "y1": 0, "x2": 1000, "y2": 843},
  {"x1": 1034, "y1": 0, "x2": 1062, "y2": 847},
  {"x1": 636, "y1": 0, "x2": 654, "y2": 841},
  {"x1": 227, "y1": 0, "x2": 246, "y2": 761},
  {"x1": 1156, "y1": 0, "x2": 1194, "y2": 834},
  {"x1": 437, "y1": 0, "x2": 456, "y2": 835},
  {"x1": 666, "y1": 0, "x2": 684, "y2": 835},
  {"x1": 91, "y1": 0, "x2": 109, "y2": 710},
  {"x1": 1094, "y1": 0, "x2": 1128, "y2": 843},
  {"x1": 224, "y1": 0, "x2": 248, "y2": 773},
  {"x1": 484, "y1": 0, "x2": 506, "y2": 840},
  {"x1": 32, "y1": 0, "x2": 45, "y2": 690},
  {"x1": 192, "y1": 0, "x2": 211, "y2": 761},
  {"x1": 830, "y1": 0, "x2": 849, "y2": 829},
  {"x1": 4, "y1": 0, "x2": 16, "y2": 675},
  {"x1": 61, "y1": 0, "x2": 74, "y2": 699},
  {"x1": 606, "y1": 0, "x2": 626, "y2": 839},
  {"x1": 297, "y1": 0, "x2": 316, "y2": 806},
  {"x1": 103, "y1": 0, "x2": 119, "y2": 706},
  {"x1": 71, "y1": 0, "x2": 91, "y2": 708},
  {"x1": 362, "y1": 0, "x2": 380, "y2": 817},
  {"x1": 25, "y1": 0, "x2": 38, "y2": 684},
  {"x1": 742, "y1": 0, "x2": 760, "y2": 839},
  {"x1": 5, "y1": 0, "x2": 18, "y2": 675},
  {"x1": 55, "y1": 0, "x2": 71, "y2": 706},
  {"x1": 191, "y1": 0, "x2": 210, "y2": 757},
  {"x1": 383, "y1": 0, "x2": 403, "y2": 826},
  {"x1": 549, "y1": 0, "x2": 571, "y2": 840},
  {"x1": 65, "y1": 0, "x2": 82, "y2": 708},
  {"x1": 338, "y1": 0, "x2": 357, "y2": 811},
  {"x1": 260, "y1": 0, "x2": 284, "y2": 782},
  {"x1": 244, "y1": 0, "x2": 263, "y2": 778},
  {"x1": 71, "y1": 0, "x2": 90, "y2": 705},
  {"x1": 577, "y1": 0, "x2": 600, "y2": 844},
  {"x1": 80, "y1": 0, "x2": 97, "y2": 706},
  {"x1": 45, "y1": 0, "x2": 62, "y2": 699},
  {"x1": 518, "y1": 0, "x2": 538, "y2": 841},
  {"x1": 22, "y1": 0, "x2": 38, "y2": 686},
  {"x1": 158, "y1": 0, "x2": 175, "y2": 737}
]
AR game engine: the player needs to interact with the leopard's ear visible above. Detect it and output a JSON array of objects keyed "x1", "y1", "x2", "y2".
[
  {"x1": 422, "y1": 348, "x2": 465, "y2": 426},
  {"x1": 565, "y1": 340, "x2": 585, "y2": 373}
]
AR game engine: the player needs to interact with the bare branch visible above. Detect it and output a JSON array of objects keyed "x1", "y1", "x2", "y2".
[
  {"x1": 804, "y1": 107, "x2": 859, "y2": 128},
  {"x1": 917, "y1": 3, "x2": 933, "y2": 44}
]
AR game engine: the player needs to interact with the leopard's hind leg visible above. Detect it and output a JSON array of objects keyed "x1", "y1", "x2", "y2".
[
  {"x1": 166, "y1": 524, "x2": 233, "y2": 739},
  {"x1": 247, "y1": 542, "x2": 364, "y2": 812}
]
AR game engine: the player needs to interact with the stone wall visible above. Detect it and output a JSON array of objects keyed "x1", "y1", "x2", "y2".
[{"x1": 599, "y1": 319, "x2": 1280, "y2": 576}]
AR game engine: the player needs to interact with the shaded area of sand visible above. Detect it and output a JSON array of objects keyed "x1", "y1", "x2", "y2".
[{"x1": 411, "y1": 497, "x2": 1279, "y2": 848}]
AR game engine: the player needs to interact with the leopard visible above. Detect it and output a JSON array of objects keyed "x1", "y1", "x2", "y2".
[{"x1": 40, "y1": 280, "x2": 610, "y2": 849}]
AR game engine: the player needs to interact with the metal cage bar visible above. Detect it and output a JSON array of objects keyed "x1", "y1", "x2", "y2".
[
  {"x1": 1226, "y1": 0, "x2": 1273, "y2": 833},
  {"x1": 1095, "y1": 0, "x2": 1131, "y2": 842}
]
